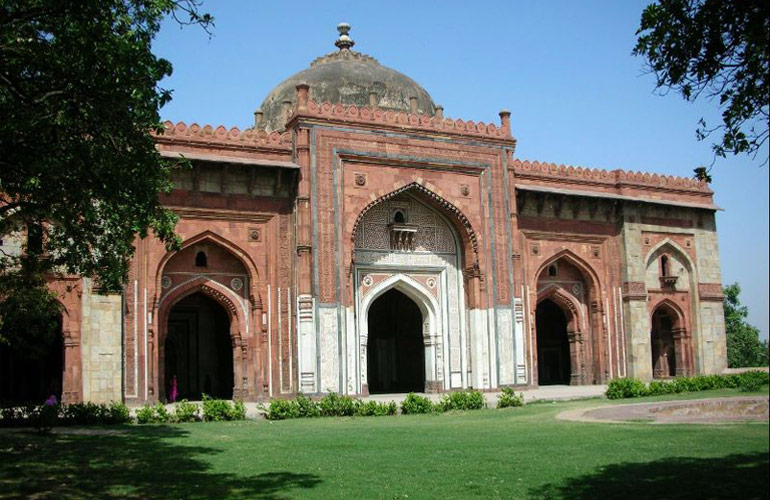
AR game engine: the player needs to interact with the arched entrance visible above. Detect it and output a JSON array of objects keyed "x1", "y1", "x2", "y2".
[
  {"x1": 367, "y1": 289, "x2": 426, "y2": 393},
  {"x1": 165, "y1": 292, "x2": 234, "y2": 400},
  {"x1": 651, "y1": 307, "x2": 677, "y2": 378},
  {"x1": 536, "y1": 299, "x2": 571, "y2": 385},
  {"x1": 0, "y1": 316, "x2": 63, "y2": 404}
]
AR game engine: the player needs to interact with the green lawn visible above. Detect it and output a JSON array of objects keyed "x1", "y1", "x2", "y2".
[{"x1": 1, "y1": 390, "x2": 767, "y2": 499}]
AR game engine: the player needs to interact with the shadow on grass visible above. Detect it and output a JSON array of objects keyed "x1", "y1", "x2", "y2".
[
  {"x1": 0, "y1": 425, "x2": 320, "y2": 499},
  {"x1": 531, "y1": 452, "x2": 769, "y2": 500}
]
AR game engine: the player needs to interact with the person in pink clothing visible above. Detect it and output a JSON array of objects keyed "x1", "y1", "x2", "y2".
[{"x1": 170, "y1": 375, "x2": 178, "y2": 403}]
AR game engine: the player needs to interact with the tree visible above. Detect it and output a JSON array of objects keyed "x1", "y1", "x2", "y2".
[
  {"x1": 634, "y1": 0, "x2": 769, "y2": 166},
  {"x1": 0, "y1": 1, "x2": 212, "y2": 348},
  {"x1": 723, "y1": 283, "x2": 769, "y2": 368}
]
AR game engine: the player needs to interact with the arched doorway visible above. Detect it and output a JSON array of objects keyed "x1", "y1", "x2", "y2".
[
  {"x1": 367, "y1": 289, "x2": 425, "y2": 393},
  {"x1": 0, "y1": 316, "x2": 63, "y2": 404},
  {"x1": 165, "y1": 292, "x2": 233, "y2": 400},
  {"x1": 651, "y1": 307, "x2": 677, "y2": 378},
  {"x1": 536, "y1": 299, "x2": 571, "y2": 385}
]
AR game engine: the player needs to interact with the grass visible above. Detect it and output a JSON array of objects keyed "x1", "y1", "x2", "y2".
[{"x1": 0, "y1": 389, "x2": 767, "y2": 499}]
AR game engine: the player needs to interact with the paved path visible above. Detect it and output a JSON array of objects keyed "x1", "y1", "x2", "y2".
[{"x1": 557, "y1": 396, "x2": 769, "y2": 425}]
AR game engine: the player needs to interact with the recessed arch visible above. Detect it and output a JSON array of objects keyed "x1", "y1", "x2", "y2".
[
  {"x1": 645, "y1": 239, "x2": 695, "y2": 274},
  {"x1": 351, "y1": 181, "x2": 479, "y2": 266},
  {"x1": 535, "y1": 248, "x2": 601, "y2": 291},
  {"x1": 537, "y1": 284, "x2": 583, "y2": 332},
  {"x1": 155, "y1": 230, "x2": 261, "y2": 299},
  {"x1": 157, "y1": 277, "x2": 248, "y2": 401}
]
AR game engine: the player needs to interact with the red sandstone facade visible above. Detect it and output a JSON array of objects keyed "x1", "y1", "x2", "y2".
[{"x1": 5, "y1": 25, "x2": 726, "y2": 404}]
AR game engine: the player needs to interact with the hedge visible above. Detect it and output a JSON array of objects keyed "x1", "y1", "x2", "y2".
[{"x1": 605, "y1": 370, "x2": 769, "y2": 399}]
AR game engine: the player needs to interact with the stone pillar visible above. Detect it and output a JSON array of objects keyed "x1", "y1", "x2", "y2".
[
  {"x1": 62, "y1": 330, "x2": 81, "y2": 403},
  {"x1": 672, "y1": 327, "x2": 687, "y2": 377},
  {"x1": 294, "y1": 118, "x2": 316, "y2": 394},
  {"x1": 567, "y1": 330, "x2": 584, "y2": 385}
]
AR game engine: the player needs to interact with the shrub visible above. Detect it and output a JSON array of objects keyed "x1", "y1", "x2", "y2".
[
  {"x1": 202, "y1": 395, "x2": 233, "y2": 422},
  {"x1": 738, "y1": 371, "x2": 769, "y2": 392},
  {"x1": 105, "y1": 401, "x2": 132, "y2": 424},
  {"x1": 172, "y1": 400, "x2": 200, "y2": 423},
  {"x1": 737, "y1": 370, "x2": 769, "y2": 388},
  {"x1": 135, "y1": 404, "x2": 156, "y2": 424},
  {"x1": 230, "y1": 400, "x2": 247, "y2": 420},
  {"x1": 355, "y1": 400, "x2": 398, "y2": 417},
  {"x1": 295, "y1": 394, "x2": 321, "y2": 418},
  {"x1": 318, "y1": 392, "x2": 356, "y2": 417},
  {"x1": 400, "y1": 393, "x2": 436, "y2": 414},
  {"x1": 439, "y1": 390, "x2": 486, "y2": 411},
  {"x1": 265, "y1": 399, "x2": 299, "y2": 420},
  {"x1": 647, "y1": 380, "x2": 675, "y2": 396},
  {"x1": 497, "y1": 387, "x2": 525, "y2": 408},
  {"x1": 605, "y1": 377, "x2": 649, "y2": 399}
]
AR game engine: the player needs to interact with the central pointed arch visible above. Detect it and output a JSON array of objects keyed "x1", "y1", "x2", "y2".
[
  {"x1": 358, "y1": 274, "x2": 442, "y2": 394},
  {"x1": 351, "y1": 181, "x2": 479, "y2": 266}
]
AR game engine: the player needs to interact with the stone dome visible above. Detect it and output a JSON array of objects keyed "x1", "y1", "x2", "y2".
[{"x1": 257, "y1": 24, "x2": 437, "y2": 131}]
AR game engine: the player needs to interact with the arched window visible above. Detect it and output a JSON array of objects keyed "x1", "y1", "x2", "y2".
[
  {"x1": 548, "y1": 264, "x2": 558, "y2": 277},
  {"x1": 660, "y1": 255, "x2": 669, "y2": 277},
  {"x1": 195, "y1": 251, "x2": 207, "y2": 267},
  {"x1": 393, "y1": 210, "x2": 405, "y2": 223}
]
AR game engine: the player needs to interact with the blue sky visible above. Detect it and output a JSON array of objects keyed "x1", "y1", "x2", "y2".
[{"x1": 154, "y1": 0, "x2": 769, "y2": 339}]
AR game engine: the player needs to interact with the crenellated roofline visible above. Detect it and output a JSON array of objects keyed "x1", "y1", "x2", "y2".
[{"x1": 511, "y1": 159, "x2": 712, "y2": 195}]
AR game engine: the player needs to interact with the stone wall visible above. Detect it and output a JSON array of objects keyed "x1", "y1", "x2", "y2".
[{"x1": 80, "y1": 281, "x2": 123, "y2": 403}]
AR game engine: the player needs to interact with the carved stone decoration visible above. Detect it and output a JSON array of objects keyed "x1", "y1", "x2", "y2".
[
  {"x1": 248, "y1": 228, "x2": 261, "y2": 242},
  {"x1": 426, "y1": 277, "x2": 437, "y2": 289},
  {"x1": 572, "y1": 283, "x2": 582, "y2": 296},
  {"x1": 531, "y1": 243, "x2": 540, "y2": 255},
  {"x1": 622, "y1": 281, "x2": 647, "y2": 301},
  {"x1": 230, "y1": 278, "x2": 244, "y2": 291},
  {"x1": 591, "y1": 246, "x2": 600, "y2": 258},
  {"x1": 354, "y1": 172, "x2": 367, "y2": 187},
  {"x1": 354, "y1": 194, "x2": 457, "y2": 255},
  {"x1": 388, "y1": 222, "x2": 418, "y2": 251},
  {"x1": 161, "y1": 276, "x2": 172, "y2": 289},
  {"x1": 362, "y1": 275, "x2": 373, "y2": 287},
  {"x1": 460, "y1": 184, "x2": 470, "y2": 197}
]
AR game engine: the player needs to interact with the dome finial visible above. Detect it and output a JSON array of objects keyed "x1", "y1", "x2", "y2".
[{"x1": 335, "y1": 23, "x2": 354, "y2": 50}]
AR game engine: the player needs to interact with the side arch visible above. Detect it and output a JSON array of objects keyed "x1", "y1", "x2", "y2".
[
  {"x1": 155, "y1": 230, "x2": 261, "y2": 300},
  {"x1": 535, "y1": 248, "x2": 602, "y2": 290},
  {"x1": 157, "y1": 277, "x2": 249, "y2": 401}
]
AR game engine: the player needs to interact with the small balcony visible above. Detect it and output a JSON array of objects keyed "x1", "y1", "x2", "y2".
[
  {"x1": 659, "y1": 275, "x2": 679, "y2": 290},
  {"x1": 388, "y1": 223, "x2": 418, "y2": 251}
]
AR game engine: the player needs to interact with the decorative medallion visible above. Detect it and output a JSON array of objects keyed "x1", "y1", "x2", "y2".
[
  {"x1": 161, "y1": 276, "x2": 172, "y2": 289},
  {"x1": 231, "y1": 278, "x2": 244, "y2": 291},
  {"x1": 362, "y1": 275, "x2": 373, "y2": 287},
  {"x1": 460, "y1": 184, "x2": 470, "y2": 197},
  {"x1": 354, "y1": 173, "x2": 367, "y2": 187},
  {"x1": 426, "y1": 277, "x2": 437, "y2": 289},
  {"x1": 572, "y1": 283, "x2": 582, "y2": 296},
  {"x1": 531, "y1": 243, "x2": 539, "y2": 255},
  {"x1": 591, "y1": 246, "x2": 600, "y2": 258},
  {"x1": 248, "y1": 229, "x2": 261, "y2": 242}
]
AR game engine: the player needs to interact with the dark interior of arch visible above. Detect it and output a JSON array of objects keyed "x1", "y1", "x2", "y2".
[
  {"x1": 367, "y1": 288, "x2": 425, "y2": 394},
  {"x1": 536, "y1": 299, "x2": 571, "y2": 385},
  {"x1": 166, "y1": 292, "x2": 233, "y2": 400},
  {"x1": 651, "y1": 308, "x2": 677, "y2": 378},
  {"x1": 0, "y1": 316, "x2": 63, "y2": 404}
]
